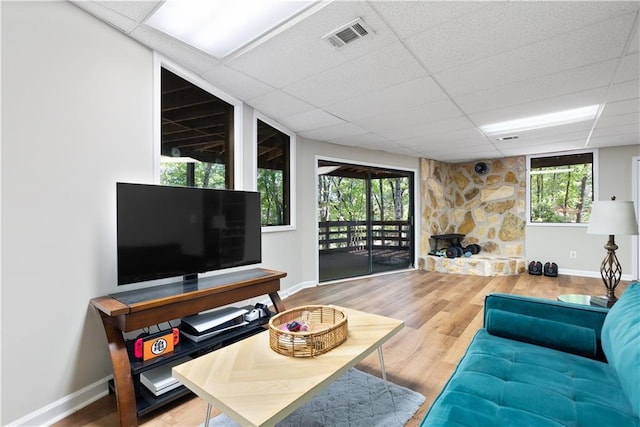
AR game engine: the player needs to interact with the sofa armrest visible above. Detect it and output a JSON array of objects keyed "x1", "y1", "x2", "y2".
[{"x1": 484, "y1": 293, "x2": 609, "y2": 359}]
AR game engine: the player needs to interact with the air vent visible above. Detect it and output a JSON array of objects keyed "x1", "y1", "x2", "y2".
[
  {"x1": 323, "y1": 18, "x2": 371, "y2": 48},
  {"x1": 496, "y1": 135, "x2": 519, "y2": 141}
]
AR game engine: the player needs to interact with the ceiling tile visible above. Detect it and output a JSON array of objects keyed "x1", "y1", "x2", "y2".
[
  {"x1": 406, "y1": 2, "x2": 639, "y2": 74},
  {"x1": 615, "y1": 52, "x2": 640, "y2": 83},
  {"x1": 601, "y1": 98, "x2": 640, "y2": 116},
  {"x1": 324, "y1": 76, "x2": 448, "y2": 122},
  {"x1": 99, "y1": 1, "x2": 160, "y2": 23},
  {"x1": 352, "y1": 99, "x2": 462, "y2": 133},
  {"x1": 279, "y1": 109, "x2": 343, "y2": 132},
  {"x1": 596, "y1": 113, "x2": 639, "y2": 129},
  {"x1": 201, "y1": 65, "x2": 273, "y2": 100},
  {"x1": 590, "y1": 123, "x2": 639, "y2": 138},
  {"x1": 371, "y1": 1, "x2": 490, "y2": 40},
  {"x1": 247, "y1": 90, "x2": 316, "y2": 118},
  {"x1": 299, "y1": 122, "x2": 368, "y2": 141},
  {"x1": 282, "y1": 42, "x2": 427, "y2": 107},
  {"x1": 455, "y1": 60, "x2": 617, "y2": 114},
  {"x1": 376, "y1": 116, "x2": 477, "y2": 141},
  {"x1": 588, "y1": 134, "x2": 640, "y2": 148},
  {"x1": 607, "y1": 79, "x2": 640, "y2": 102},
  {"x1": 435, "y1": 13, "x2": 636, "y2": 96},
  {"x1": 397, "y1": 128, "x2": 485, "y2": 147},
  {"x1": 328, "y1": 132, "x2": 390, "y2": 147}
]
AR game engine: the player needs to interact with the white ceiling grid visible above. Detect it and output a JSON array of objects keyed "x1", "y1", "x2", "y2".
[{"x1": 71, "y1": 0, "x2": 640, "y2": 162}]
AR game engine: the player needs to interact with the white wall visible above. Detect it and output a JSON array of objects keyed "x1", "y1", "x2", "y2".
[
  {"x1": 525, "y1": 145, "x2": 640, "y2": 278},
  {"x1": 1, "y1": 2, "x2": 155, "y2": 424}
]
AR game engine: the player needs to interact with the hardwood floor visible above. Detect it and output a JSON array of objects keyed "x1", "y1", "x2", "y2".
[{"x1": 54, "y1": 270, "x2": 632, "y2": 427}]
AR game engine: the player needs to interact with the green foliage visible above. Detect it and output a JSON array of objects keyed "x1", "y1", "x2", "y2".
[
  {"x1": 258, "y1": 168, "x2": 285, "y2": 226},
  {"x1": 160, "y1": 161, "x2": 226, "y2": 189},
  {"x1": 529, "y1": 163, "x2": 592, "y2": 223},
  {"x1": 318, "y1": 175, "x2": 410, "y2": 222}
]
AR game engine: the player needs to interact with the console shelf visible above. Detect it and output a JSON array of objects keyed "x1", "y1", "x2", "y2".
[{"x1": 91, "y1": 268, "x2": 287, "y2": 427}]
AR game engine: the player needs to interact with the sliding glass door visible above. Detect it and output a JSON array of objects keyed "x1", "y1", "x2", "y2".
[{"x1": 318, "y1": 160, "x2": 414, "y2": 282}]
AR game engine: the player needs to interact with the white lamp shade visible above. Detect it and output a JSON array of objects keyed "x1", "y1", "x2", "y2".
[{"x1": 587, "y1": 200, "x2": 639, "y2": 235}]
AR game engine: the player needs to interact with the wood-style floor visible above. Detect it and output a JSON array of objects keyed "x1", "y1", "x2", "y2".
[{"x1": 54, "y1": 270, "x2": 632, "y2": 427}]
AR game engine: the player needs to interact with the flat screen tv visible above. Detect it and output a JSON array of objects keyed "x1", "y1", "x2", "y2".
[{"x1": 117, "y1": 183, "x2": 262, "y2": 286}]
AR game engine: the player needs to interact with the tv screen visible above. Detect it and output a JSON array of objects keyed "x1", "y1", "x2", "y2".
[{"x1": 117, "y1": 183, "x2": 262, "y2": 285}]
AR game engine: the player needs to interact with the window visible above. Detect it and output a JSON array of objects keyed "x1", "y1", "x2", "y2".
[
  {"x1": 528, "y1": 151, "x2": 596, "y2": 224},
  {"x1": 257, "y1": 119, "x2": 292, "y2": 227},
  {"x1": 160, "y1": 67, "x2": 234, "y2": 189}
]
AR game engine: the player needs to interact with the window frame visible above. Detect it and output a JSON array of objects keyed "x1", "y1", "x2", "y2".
[
  {"x1": 526, "y1": 148, "x2": 599, "y2": 227},
  {"x1": 252, "y1": 111, "x2": 296, "y2": 232},
  {"x1": 153, "y1": 54, "x2": 244, "y2": 189}
]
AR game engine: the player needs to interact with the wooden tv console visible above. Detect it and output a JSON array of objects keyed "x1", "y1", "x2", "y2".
[{"x1": 90, "y1": 268, "x2": 287, "y2": 427}]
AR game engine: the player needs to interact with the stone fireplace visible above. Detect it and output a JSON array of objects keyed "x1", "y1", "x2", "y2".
[{"x1": 419, "y1": 157, "x2": 527, "y2": 276}]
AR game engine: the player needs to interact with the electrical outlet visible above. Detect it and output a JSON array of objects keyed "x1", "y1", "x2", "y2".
[{"x1": 569, "y1": 251, "x2": 577, "y2": 259}]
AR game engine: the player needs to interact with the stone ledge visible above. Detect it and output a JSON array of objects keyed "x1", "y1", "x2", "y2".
[{"x1": 420, "y1": 254, "x2": 527, "y2": 276}]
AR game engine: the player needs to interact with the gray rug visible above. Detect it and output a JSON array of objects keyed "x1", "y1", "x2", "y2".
[{"x1": 206, "y1": 368, "x2": 425, "y2": 427}]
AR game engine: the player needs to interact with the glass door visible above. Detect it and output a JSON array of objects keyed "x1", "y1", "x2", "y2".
[{"x1": 317, "y1": 160, "x2": 414, "y2": 282}]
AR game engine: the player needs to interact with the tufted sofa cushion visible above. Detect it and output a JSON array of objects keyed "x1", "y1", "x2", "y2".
[
  {"x1": 421, "y1": 330, "x2": 638, "y2": 427},
  {"x1": 601, "y1": 282, "x2": 640, "y2": 417}
]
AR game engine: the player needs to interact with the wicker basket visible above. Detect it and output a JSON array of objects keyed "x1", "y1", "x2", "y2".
[{"x1": 268, "y1": 305, "x2": 348, "y2": 357}]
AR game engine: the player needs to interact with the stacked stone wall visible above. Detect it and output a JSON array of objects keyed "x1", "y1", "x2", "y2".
[{"x1": 420, "y1": 157, "x2": 526, "y2": 258}]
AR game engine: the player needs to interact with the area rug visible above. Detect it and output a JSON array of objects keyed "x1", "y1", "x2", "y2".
[{"x1": 205, "y1": 368, "x2": 425, "y2": 427}]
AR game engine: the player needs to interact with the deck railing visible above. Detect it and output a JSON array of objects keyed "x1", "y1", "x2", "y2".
[{"x1": 318, "y1": 220, "x2": 411, "y2": 252}]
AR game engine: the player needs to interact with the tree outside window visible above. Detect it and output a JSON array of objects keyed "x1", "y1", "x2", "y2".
[
  {"x1": 529, "y1": 152, "x2": 594, "y2": 224},
  {"x1": 257, "y1": 119, "x2": 290, "y2": 226}
]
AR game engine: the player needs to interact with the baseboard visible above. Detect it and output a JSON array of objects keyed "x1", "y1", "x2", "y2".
[
  {"x1": 6, "y1": 375, "x2": 111, "y2": 426},
  {"x1": 12, "y1": 280, "x2": 318, "y2": 426},
  {"x1": 558, "y1": 268, "x2": 636, "y2": 281},
  {"x1": 278, "y1": 280, "x2": 317, "y2": 298}
]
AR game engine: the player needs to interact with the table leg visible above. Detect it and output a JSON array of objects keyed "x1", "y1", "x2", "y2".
[
  {"x1": 204, "y1": 403, "x2": 213, "y2": 426},
  {"x1": 378, "y1": 347, "x2": 387, "y2": 381}
]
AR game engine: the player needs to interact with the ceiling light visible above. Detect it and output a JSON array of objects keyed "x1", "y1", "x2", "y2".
[
  {"x1": 145, "y1": 0, "x2": 317, "y2": 58},
  {"x1": 480, "y1": 105, "x2": 600, "y2": 135}
]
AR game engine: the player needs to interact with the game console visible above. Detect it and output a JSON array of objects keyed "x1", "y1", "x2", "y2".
[
  {"x1": 181, "y1": 306, "x2": 249, "y2": 342},
  {"x1": 140, "y1": 356, "x2": 192, "y2": 396},
  {"x1": 131, "y1": 328, "x2": 180, "y2": 361}
]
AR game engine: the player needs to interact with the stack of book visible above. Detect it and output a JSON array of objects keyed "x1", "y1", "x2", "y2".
[{"x1": 590, "y1": 295, "x2": 614, "y2": 308}]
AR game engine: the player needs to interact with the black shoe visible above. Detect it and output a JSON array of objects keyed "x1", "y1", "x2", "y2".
[
  {"x1": 544, "y1": 262, "x2": 558, "y2": 277},
  {"x1": 528, "y1": 261, "x2": 543, "y2": 275}
]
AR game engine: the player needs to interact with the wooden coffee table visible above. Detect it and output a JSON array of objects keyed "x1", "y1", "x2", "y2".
[{"x1": 172, "y1": 306, "x2": 404, "y2": 427}]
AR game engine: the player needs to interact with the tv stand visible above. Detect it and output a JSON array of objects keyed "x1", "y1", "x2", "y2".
[{"x1": 90, "y1": 268, "x2": 287, "y2": 427}]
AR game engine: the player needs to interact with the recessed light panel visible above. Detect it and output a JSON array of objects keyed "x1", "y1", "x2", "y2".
[
  {"x1": 146, "y1": 0, "x2": 317, "y2": 58},
  {"x1": 480, "y1": 105, "x2": 600, "y2": 135}
]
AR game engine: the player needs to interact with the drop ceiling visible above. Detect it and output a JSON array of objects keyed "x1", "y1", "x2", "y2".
[{"x1": 72, "y1": 1, "x2": 640, "y2": 163}]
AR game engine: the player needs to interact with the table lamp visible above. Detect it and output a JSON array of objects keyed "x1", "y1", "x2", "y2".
[{"x1": 586, "y1": 196, "x2": 639, "y2": 307}]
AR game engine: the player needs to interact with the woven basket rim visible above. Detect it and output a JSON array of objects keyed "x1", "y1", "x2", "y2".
[
  {"x1": 268, "y1": 305, "x2": 348, "y2": 357},
  {"x1": 268, "y1": 305, "x2": 347, "y2": 331}
]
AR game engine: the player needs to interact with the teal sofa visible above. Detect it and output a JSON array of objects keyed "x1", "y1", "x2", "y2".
[{"x1": 421, "y1": 282, "x2": 640, "y2": 426}]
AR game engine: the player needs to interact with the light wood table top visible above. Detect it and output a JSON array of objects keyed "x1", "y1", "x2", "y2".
[{"x1": 172, "y1": 306, "x2": 404, "y2": 426}]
